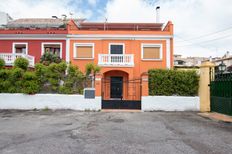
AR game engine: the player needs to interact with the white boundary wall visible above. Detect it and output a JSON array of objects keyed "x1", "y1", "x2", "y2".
[
  {"x1": 142, "y1": 96, "x2": 200, "y2": 111},
  {"x1": 0, "y1": 94, "x2": 101, "y2": 111},
  {"x1": 0, "y1": 94, "x2": 199, "y2": 111}
]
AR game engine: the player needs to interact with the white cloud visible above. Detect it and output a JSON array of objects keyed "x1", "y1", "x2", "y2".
[
  {"x1": 87, "y1": 0, "x2": 97, "y2": 6},
  {"x1": 1, "y1": 0, "x2": 232, "y2": 57},
  {"x1": 0, "y1": 0, "x2": 92, "y2": 19},
  {"x1": 104, "y1": 0, "x2": 232, "y2": 57}
]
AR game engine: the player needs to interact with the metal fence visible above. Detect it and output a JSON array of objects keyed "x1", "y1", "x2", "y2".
[{"x1": 210, "y1": 70, "x2": 232, "y2": 116}]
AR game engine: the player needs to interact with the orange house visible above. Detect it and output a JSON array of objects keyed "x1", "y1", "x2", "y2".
[{"x1": 67, "y1": 20, "x2": 173, "y2": 109}]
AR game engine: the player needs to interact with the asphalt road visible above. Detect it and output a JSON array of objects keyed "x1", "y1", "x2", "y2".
[{"x1": 0, "y1": 110, "x2": 231, "y2": 154}]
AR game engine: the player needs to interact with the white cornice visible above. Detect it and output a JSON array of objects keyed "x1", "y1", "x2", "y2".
[
  {"x1": 0, "y1": 34, "x2": 173, "y2": 40},
  {"x1": 0, "y1": 34, "x2": 67, "y2": 40},
  {"x1": 67, "y1": 34, "x2": 173, "y2": 40}
]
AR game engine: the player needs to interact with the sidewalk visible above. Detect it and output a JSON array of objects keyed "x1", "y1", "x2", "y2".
[{"x1": 198, "y1": 112, "x2": 232, "y2": 123}]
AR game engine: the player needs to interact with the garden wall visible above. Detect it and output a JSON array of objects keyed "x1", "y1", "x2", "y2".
[
  {"x1": 0, "y1": 94, "x2": 101, "y2": 111},
  {"x1": 0, "y1": 94, "x2": 199, "y2": 111},
  {"x1": 142, "y1": 96, "x2": 200, "y2": 111}
]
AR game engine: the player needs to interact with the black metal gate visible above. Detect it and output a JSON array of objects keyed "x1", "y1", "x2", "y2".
[
  {"x1": 210, "y1": 69, "x2": 232, "y2": 116},
  {"x1": 101, "y1": 78, "x2": 141, "y2": 110}
]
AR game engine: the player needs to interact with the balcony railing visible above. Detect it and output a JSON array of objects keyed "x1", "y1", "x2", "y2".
[
  {"x1": 0, "y1": 53, "x2": 35, "y2": 67},
  {"x1": 98, "y1": 54, "x2": 134, "y2": 67}
]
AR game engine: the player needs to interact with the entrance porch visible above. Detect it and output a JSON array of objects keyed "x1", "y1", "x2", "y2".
[{"x1": 101, "y1": 70, "x2": 142, "y2": 109}]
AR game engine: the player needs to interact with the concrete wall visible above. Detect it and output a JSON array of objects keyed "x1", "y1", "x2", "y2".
[
  {"x1": 0, "y1": 94, "x2": 199, "y2": 111},
  {"x1": 142, "y1": 96, "x2": 199, "y2": 111},
  {"x1": 0, "y1": 94, "x2": 101, "y2": 111}
]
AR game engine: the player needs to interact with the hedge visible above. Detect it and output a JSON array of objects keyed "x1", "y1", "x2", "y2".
[
  {"x1": 0, "y1": 58, "x2": 5, "y2": 69},
  {"x1": 14, "y1": 57, "x2": 29, "y2": 70},
  {"x1": 0, "y1": 61, "x2": 85, "y2": 94},
  {"x1": 35, "y1": 62, "x2": 84, "y2": 94},
  {"x1": 0, "y1": 67, "x2": 39, "y2": 94},
  {"x1": 148, "y1": 69, "x2": 199, "y2": 96}
]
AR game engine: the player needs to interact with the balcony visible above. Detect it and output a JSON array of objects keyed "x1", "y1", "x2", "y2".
[
  {"x1": 0, "y1": 53, "x2": 35, "y2": 67},
  {"x1": 98, "y1": 54, "x2": 134, "y2": 67}
]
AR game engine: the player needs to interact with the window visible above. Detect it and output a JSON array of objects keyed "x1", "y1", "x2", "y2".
[
  {"x1": 42, "y1": 43, "x2": 62, "y2": 58},
  {"x1": 109, "y1": 44, "x2": 124, "y2": 54},
  {"x1": 13, "y1": 43, "x2": 28, "y2": 54},
  {"x1": 141, "y1": 44, "x2": 162, "y2": 60},
  {"x1": 74, "y1": 43, "x2": 94, "y2": 59}
]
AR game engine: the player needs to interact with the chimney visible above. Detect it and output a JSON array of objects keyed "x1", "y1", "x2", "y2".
[
  {"x1": 156, "y1": 6, "x2": 160, "y2": 23},
  {"x1": 62, "y1": 14, "x2": 67, "y2": 20},
  {"x1": 52, "y1": 16, "x2": 58, "y2": 19},
  {"x1": 226, "y1": 51, "x2": 230, "y2": 58},
  {"x1": 209, "y1": 56, "x2": 212, "y2": 62}
]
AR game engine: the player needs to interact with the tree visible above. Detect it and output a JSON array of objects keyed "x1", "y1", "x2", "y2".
[{"x1": 85, "y1": 63, "x2": 101, "y2": 88}]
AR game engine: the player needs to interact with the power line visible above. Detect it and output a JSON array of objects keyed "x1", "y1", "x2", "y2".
[
  {"x1": 175, "y1": 35, "x2": 212, "y2": 49},
  {"x1": 176, "y1": 25, "x2": 232, "y2": 43},
  {"x1": 176, "y1": 34, "x2": 232, "y2": 47}
]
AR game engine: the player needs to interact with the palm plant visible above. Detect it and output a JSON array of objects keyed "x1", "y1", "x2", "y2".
[{"x1": 85, "y1": 63, "x2": 101, "y2": 88}]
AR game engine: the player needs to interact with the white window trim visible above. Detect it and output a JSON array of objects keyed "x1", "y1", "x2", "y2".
[
  {"x1": 108, "y1": 43, "x2": 125, "y2": 54},
  {"x1": 41, "y1": 42, "x2": 62, "y2": 58},
  {"x1": 141, "y1": 43, "x2": 163, "y2": 61},
  {"x1": 73, "y1": 43, "x2": 94, "y2": 59},
  {"x1": 12, "y1": 42, "x2": 28, "y2": 55}
]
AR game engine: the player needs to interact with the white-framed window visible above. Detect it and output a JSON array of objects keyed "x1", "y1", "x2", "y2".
[
  {"x1": 141, "y1": 43, "x2": 163, "y2": 60},
  {"x1": 41, "y1": 42, "x2": 62, "y2": 58},
  {"x1": 73, "y1": 43, "x2": 94, "y2": 59},
  {"x1": 109, "y1": 43, "x2": 125, "y2": 54},
  {"x1": 12, "y1": 42, "x2": 28, "y2": 54}
]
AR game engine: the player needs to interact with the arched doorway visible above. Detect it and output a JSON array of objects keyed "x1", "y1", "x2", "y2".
[{"x1": 102, "y1": 70, "x2": 141, "y2": 109}]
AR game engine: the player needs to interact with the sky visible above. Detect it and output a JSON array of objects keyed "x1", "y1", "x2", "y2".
[{"x1": 0, "y1": 0, "x2": 232, "y2": 58}]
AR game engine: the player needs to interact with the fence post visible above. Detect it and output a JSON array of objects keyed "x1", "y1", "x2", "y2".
[
  {"x1": 199, "y1": 62, "x2": 215, "y2": 112},
  {"x1": 95, "y1": 73, "x2": 102, "y2": 97},
  {"x1": 141, "y1": 73, "x2": 149, "y2": 96}
]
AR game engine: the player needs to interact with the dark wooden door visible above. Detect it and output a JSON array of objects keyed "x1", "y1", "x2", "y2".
[{"x1": 110, "y1": 77, "x2": 123, "y2": 99}]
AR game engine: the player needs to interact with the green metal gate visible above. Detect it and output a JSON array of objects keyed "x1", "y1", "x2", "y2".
[{"x1": 210, "y1": 70, "x2": 232, "y2": 116}]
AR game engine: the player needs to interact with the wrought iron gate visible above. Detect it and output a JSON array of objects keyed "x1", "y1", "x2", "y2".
[
  {"x1": 101, "y1": 78, "x2": 141, "y2": 109},
  {"x1": 210, "y1": 69, "x2": 232, "y2": 116}
]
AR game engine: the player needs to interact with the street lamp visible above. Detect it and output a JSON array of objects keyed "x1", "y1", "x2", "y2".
[{"x1": 218, "y1": 61, "x2": 226, "y2": 73}]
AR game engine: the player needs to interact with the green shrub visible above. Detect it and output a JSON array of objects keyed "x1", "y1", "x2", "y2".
[
  {"x1": 35, "y1": 63, "x2": 48, "y2": 84},
  {"x1": 22, "y1": 72, "x2": 40, "y2": 94},
  {"x1": 14, "y1": 57, "x2": 29, "y2": 70},
  {"x1": 46, "y1": 62, "x2": 67, "y2": 92},
  {"x1": 34, "y1": 62, "x2": 67, "y2": 93},
  {"x1": 85, "y1": 63, "x2": 101, "y2": 76},
  {"x1": 59, "y1": 64, "x2": 84, "y2": 94},
  {"x1": 0, "y1": 69, "x2": 11, "y2": 92},
  {"x1": 57, "y1": 61, "x2": 67, "y2": 73},
  {"x1": 85, "y1": 63, "x2": 101, "y2": 88},
  {"x1": 148, "y1": 69, "x2": 199, "y2": 96},
  {"x1": 0, "y1": 69, "x2": 10, "y2": 79},
  {"x1": 0, "y1": 58, "x2": 5, "y2": 69},
  {"x1": 40, "y1": 52, "x2": 61, "y2": 65},
  {"x1": 59, "y1": 86, "x2": 73, "y2": 94},
  {"x1": 8, "y1": 68, "x2": 24, "y2": 92},
  {"x1": 0, "y1": 61, "x2": 85, "y2": 94},
  {"x1": 9, "y1": 68, "x2": 24, "y2": 80},
  {"x1": 0, "y1": 68, "x2": 24, "y2": 93}
]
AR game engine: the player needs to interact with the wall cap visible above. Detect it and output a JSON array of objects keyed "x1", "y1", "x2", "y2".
[{"x1": 200, "y1": 62, "x2": 215, "y2": 68}]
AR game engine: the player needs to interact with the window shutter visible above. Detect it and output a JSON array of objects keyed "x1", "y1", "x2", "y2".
[
  {"x1": 143, "y1": 47, "x2": 160, "y2": 59},
  {"x1": 76, "y1": 46, "x2": 93, "y2": 58}
]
